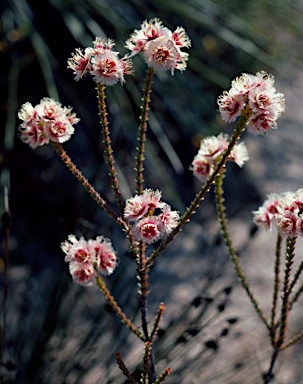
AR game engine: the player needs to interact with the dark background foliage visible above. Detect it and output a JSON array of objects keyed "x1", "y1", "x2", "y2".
[{"x1": 1, "y1": 0, "x2": 303, "y2": 383}]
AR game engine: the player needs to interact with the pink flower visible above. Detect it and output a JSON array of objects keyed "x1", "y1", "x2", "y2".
[
  {"x1": 67, "y1": 48, "x2": 92, "y2": 81},
  {"x1": 191, "y1": 133, "x2": 248, "y2": 182},
  {"x1": 276, "y1": 210, "x2": 297, "y2": 237},
  {"x1": 124, "y1": 189, "x2": 180, "y2": 244},
  {"x1": 158, "y1": 204, "x2": 180, "y2": 234},
  {"x1": 124, "y1": 189, "x2": 165, "y2": 221},
  {"x1": 90, "y1": 236, "x2": 117, "y2": 276},
  {"x1": 217, "y1": 92, "x2": 246, "y2": 123},
  {"x1": 61, "y1": 234, "x2": 117, "y2": 286},
  {"x1": 218, "y1": 71, "x2": 285, "y2": 135},
  {"x1": 68, "y1": 38, "x2": 133, "y2": 85},
  {"x1": 134, "y1": 216, "x2": 163, "y2": 244},
  {"x1": 69, "y1": 262, "x2": 95, "y2": 287},
  {"x1": 125, "y1": 18, "x2": 171, "y2": 55},
  {"x1": 18, "y1": 98, "x2": 79, "y2": 148},
  {"x1": 191, "y1": 156, "x2": 213, "y2": 182},
  {"x1": 126, "y1": 18, "x2": 190, "y2": 73},
  {"x1": 253, "y1": 190, "x2": 303, "y2": 237},
  {"x1": 253, "y1": 193, "x2": 285, "y2": 230}
]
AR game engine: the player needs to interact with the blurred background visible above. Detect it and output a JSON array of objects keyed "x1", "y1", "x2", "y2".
[{"x1": 1, "y1": 0, "x2": 303, "y2": 383}]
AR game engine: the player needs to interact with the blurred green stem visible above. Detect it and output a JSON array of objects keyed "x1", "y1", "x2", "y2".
[
  {"x1": 214, "y1": 169, "x2": 270, "y2": 330},
  {"x1": 270, "y1": 233, "x2": 282, "y2": 342}
]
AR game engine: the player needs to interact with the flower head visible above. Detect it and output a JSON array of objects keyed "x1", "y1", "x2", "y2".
[
  {"x1": 217, "y1": 71, "x2": 285, "y2": 134},
  {"x1": 125, "y1": 18, "x2": 190, "y2": 74},
  {"x1": 191, "y1": 133, "x2": 249, "y2": 182},
  {"x1": 68, "y1": 38, "x2": 133, "y2": 85},
  {"x1": 124, "y1": 189, "x2": 179, "y2": 244},
  {"x1": 61, "y1": 234, "x2": 117, "y2": 286},
  {"x1": 18, "y1": 98, "x2": 79, "y2": 148},
  {"x1": 253, "y1": 189, "x2": 303, "y2": 237}
]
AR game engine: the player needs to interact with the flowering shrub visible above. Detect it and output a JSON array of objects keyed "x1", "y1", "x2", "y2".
[{"x1": 16, "y1": 17, "x2": 303, "y2": 384}]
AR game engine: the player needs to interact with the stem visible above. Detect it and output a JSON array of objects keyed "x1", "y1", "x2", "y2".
[
  {"x1": 214, "y1": 169, "x2": 270, "y2": 330},
  {"x1": 135, "y1": 67, "x2": 154, "y2": 195},
  {"x1": 136, "y1": 242, "x2": 157, "y2": 381},
  {"x1": 153, "y1": 368, "x2": 172, "y2": 384},
  {"x1": 150, "y1": 302, "x2": 166, "y2": 340},
  {"x1": 96, "y1": 275, "x2": 144, "y2": 341},
  {"x1": 263, "y1": 348, "x2": 279, "y2": 384},
  {"x1": 289, "y1": 258, "x2": 303, "y2": 293},
  {"x1": 281, "y1": 328, "x2": 303, "y2": 350},
  {"x1": 147, "y1": 104, "x2": 253, "y2": 268},
  {"x1": 141, "y1": 342, "x2": 152, "y2": 384},
  {"x1": 114, "y1": 352, "x2": 138, "y2": 384},
  {"x1": 96, "y1": 83, "x2": 124, "y2": 216},
  {"x1": 51, "y1": 142, "x2": 138, "y2": 256},
  {"x1": 137, "y1": 242, "x2": 150, "y2": 341},
  {"x1": 276, "y1": 236, "x2": 296, "y2": 348},
  {"x1": 270, "y1": 233, "x2": 282, "y2": 342}
]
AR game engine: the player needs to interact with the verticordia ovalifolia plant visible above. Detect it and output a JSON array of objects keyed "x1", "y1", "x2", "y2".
[{"x1": 17, "y1": 18, "x2": 303, "y2": 384}]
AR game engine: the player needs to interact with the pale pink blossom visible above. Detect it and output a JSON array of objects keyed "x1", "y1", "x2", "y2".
[
  {"x1": 218, "y1": 71, "x2": 285, "y2": 134},
  {"x1": 275, "y1": 210, "x2": 297, "y2": 237},
  {"x1": 124, "y1": 189, "x2": 180, "y2": 244},
  {"x1": 253, "y1": 192, "x2": 285, "y2": 230},
  {"x1": 191, "y1": 133, "x2": 248, "y2": 182},
  {"x1": 126, "y1": 18, "x2": 190, "y2": 73},
  {"x1": 69, "y1": 262, "x2": 95, "y2": 287},
  {"x1": 124, "y1": 189, "x2": 165, "y2": 221},
  {"x1": 61, "y1": 234, "x2": 117, "y2": 286},
  {"x1": 191, "y1": 156, "x2": 213, "y2": 183},
  {"x1": 68, "y1": 38, "x2": 133, "y2": 85},
  {"x1": 90, "y1": 50, "x2": 126, "y2": 85},
  {"x1": 134, "y1": 216, "x2": 163, "y2": 244},
  {"x1": 253, "y1": 190, "x2": 303, "y2": 237},
  {"x1": 90, "y1": 236, "x2": 117, "y2": 275},
  {"x1": 67, "y1": 48, "x2": 92, "y2": 81},
  {"x1": 18, "y1": 98, "x2": 79, "y2": 148},
  {"x1": 125, "y1": 18, "x2": 172, "y2": 55},
  {"x1": 158, "y1": 204, "x2": 180, "y2": 234},
  {"x1": 217, "y1": 92, "x2": 246, "y2": 123}
]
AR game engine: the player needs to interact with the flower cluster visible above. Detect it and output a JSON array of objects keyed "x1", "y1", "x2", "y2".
[
  {"x1": 125, "y1": 18, "x2": 191, "y2": 74},
  {"x1": 61, "y1": 235, "x2": 117, "y2": 286},
  {"x1": 191, "y1": 133, "x2": 249, "y2": 182},
  {"x1": 253, "y1": 189, "x2": 303, "y2": 237},
  {"x1": 218, "y1": 71, "x2": 285, "y2": 135},
  {"x1": 18, "y1": 98, "x2": 79, "y2": 149},
  {"x1": 124, "y1": 189, "x2": 180, "y2": 244},
  {"x1": 68, "y1": 37, "x2": 133, "y2": 85}
]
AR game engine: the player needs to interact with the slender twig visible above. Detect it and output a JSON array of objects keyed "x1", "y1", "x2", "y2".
[
  {"x1": 276, "y1": 236, "x2": 296, "y2": 348},
  {"x1": 141, "y1": 342, "x2": 152, "y2": 384},
  {"x1": 289, "y1": 258, "x2": 303, "y2": 293},
  {"x1": 114, "y1": 352, "x2": 138, "y2": 384},
  {"x1": 281, "y1": 329, "x2": 303, "y2": 350},
  {"x1": 137, "y1": 242, "x2": 150, "y2": 341},
  {"x1": 96, "y1": 275, "x2": 144, "y2": 340},
  {"x1": 147, "y1": 104, "x2": 253, "y2": 268},
  {"x1": 135, "y1": 67, "x2": 154, "y2": 195},
  {"x1": 263, "y1": 348, "x2": 279, "y2": 384},
  {"x1": 96, "y1": 83, "x2": 124, "y2": 216},
  {"x1": 150, "y1": 303, "x2": 166, "y2": 340},
  {"x1": 153, "y1": 368, "x2": 172, "y2": 384},
  {"x1": 270, "y1": 233, "x2": 282, "y2": 343},
  {"x1": 214, "y1": 169, "x2": 270, "y2": 330},
  {"x1": 289, "y1": 281, "x2": 303, "y2": 309}
]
